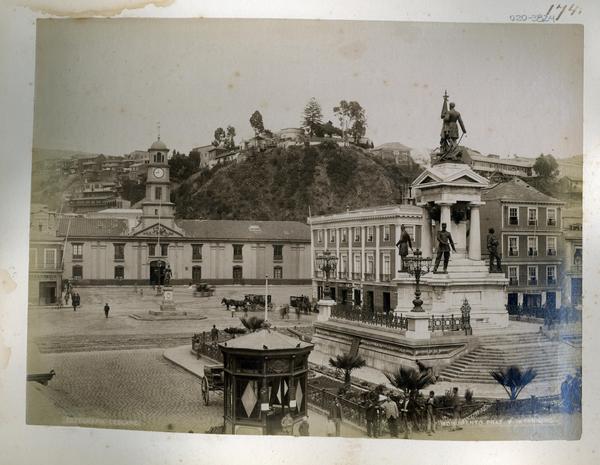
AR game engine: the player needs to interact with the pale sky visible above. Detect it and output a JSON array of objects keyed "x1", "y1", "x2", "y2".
[{"x1": 33, "y1": 19, "x2": 583, "y2": 158}]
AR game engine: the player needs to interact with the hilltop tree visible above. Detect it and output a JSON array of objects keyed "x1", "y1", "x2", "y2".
[
  {"x1": 225, "y1": 125, "x2": 237, "y2": 150},
  {"x1": 533, "y1": 154, "x2": 560, "y2": 178},
  {"x1": 302, "y1": 97, "x2": 324, "y2": 136},
  {"x1": 333, "y1": 100, "x2": 367, "y2": 144},
  {"x1": 212, "y1": 127, "x2": 226, "y2": 147},
  {"x1": 249, "y1": 110, "x2": 265, "y2": 136}
]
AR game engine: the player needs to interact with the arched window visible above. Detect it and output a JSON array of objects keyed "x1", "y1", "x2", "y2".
[{"x1": 233, "y1": 266, "x2": 243, "y2": 281}]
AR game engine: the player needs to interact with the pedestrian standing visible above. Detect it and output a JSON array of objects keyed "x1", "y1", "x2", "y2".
[
  {"x1": 104, "y1": 303, "x2": 110, "y2": 318},
  {"x1": 281, "y1": 412, "x2": 294, "y2": 436},
  {"x1": 400, "y1": 396, "x2": 412, "y2": 439},
  {"x1": 329, "y1": 397, "x2": 343, "y2": 437},
  {"x1": 450, "y1": 387, "x2": 462, "y2": 431},
  {"x1": 72, "y1": 292, "x2": 79, "y2": 311},
  {"x1": 210, "y1": 325, "x2": 219, "y2": 343},
  {"x1": 298, "y1": 416, "x2": 310, "y2": 436},
  {"x1": 364, "y1": 394, "x2": 378, "y2": 438},
  {"x1": 426, "y1": 390, "x2": 436, "y2": 435},
  {"x1": 382, "y1": 395, "x2": 399, "y2": 438}
]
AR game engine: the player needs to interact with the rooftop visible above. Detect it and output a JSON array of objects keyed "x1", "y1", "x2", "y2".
[
  {"x1": 56, "y1": 217, "x2": 310, "y2": 241},
  {"x1": 483, "y1": 178, "x2": 564, "y2": 204},
  {"x1": 373, "y1": 142, "x2": 412, "y2": 152},
  {"x1": 219, "y1": 330, "x2": 313, "y2": 352}
]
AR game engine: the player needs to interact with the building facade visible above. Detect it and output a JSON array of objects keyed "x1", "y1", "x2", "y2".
[
  {"x1": 308, "y1": 205, "x2": 423, "y2": 312},
  {"x1": 560, "y1": 206, "x2": 582, "y2": 308},
  {"x1": 480, "y1": 178, "x2": 565, "y2": 309},
  {"x1": 28, "y1": 204, "x2": 63, "y2": 305},
  {"x1": 54, "y1": 137, "x2": 311, "y2": 285}
]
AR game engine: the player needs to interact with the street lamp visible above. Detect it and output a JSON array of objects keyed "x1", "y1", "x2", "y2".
[
  {"x1": 316, "y1": 251, "x2": 338, "y2": 300},
  {"x1": 404, "y1": 249, "x2": 432, "y2": 312}
]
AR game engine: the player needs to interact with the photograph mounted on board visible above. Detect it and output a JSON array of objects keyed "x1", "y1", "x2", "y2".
[{"x1": 27, "y1": 18, "x2": 582, "y2": 440}]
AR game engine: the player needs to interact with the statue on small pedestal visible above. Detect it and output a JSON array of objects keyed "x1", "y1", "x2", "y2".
[
  {"x1": 487, "y1": 228, "x2": 502, "y2": 273},
  {"x1": 433, "y1": 223, "x2": 456, "y2": 274},
  {"x1": 395, "y1": 224, "x2": 413, "y2": 272}
]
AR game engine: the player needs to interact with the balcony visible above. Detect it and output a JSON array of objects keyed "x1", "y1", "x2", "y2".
[
  {"x1": 364, "y1": 273, "x2": 375, "y2": 281},
  {"x1": 381, "y1": 274, "x2": 391, "y2": 282},
  {"x1": 547, "y1": 249, "x2": 557, "y2": 256},
  {"x1": 509, "y1": 278, "x2": 519, "y2": 286},
  {"x1": 352, "y1": 272, "x2": 361, "y2": 280},
  {"x1": 508, "y1": 249, "x2": 519, "y2": 257},
  {"x1": 273, "y1": 255, "x2": 283, "y2": 262},
  {"x1": 338, "y1": 271, "x2": 348, "y2": 280},
  {"x1": 527, "y1": 248, "x2": 538, "y2": 257},
  {"x1": 314, "y1": 270, "x2": 324, "y2": 279},
  {"x1": 528, "y1": 278, "x2": 538, "y2": 286},
  {"x1": 233, "y1": 254, "x2": 243, "y2": 262},
  {"x1": 547, "y1": 278, "x2": 557, "y2": 286}
]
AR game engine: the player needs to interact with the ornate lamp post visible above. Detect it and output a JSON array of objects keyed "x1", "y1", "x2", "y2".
[
  {"x1": 316, "y1": 251, "x2": 338, "y2": 300},
  {"x1": 404, "y1": 249, "x2": 432, "y2": 312}
]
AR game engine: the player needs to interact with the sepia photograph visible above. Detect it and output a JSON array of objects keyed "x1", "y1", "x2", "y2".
[
  {"x1": 3, "y1": 0, "x2": 600, "y2": 463},
  {"x1": 23, "y1": 17, "x2": 586, "y2": 442}
]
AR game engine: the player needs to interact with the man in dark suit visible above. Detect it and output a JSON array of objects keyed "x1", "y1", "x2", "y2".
[{"x1": 433, "y1": 223, "x2": 456, "y2": 273}]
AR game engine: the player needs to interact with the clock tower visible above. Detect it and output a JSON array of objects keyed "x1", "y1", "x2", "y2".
[{"x1": 141, "y1": 136, "x2": 176, "y2": 228}]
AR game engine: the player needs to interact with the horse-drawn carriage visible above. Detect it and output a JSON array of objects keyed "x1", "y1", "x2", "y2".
[
  {"x1": 192, "y1": 282, "x2": 215, "y2": 297},
  {"x1": 192, "y1": 333, "x2": 224, "y2": 405},
  {"x1": 290, "y1": 295, "x2": 312, "y2": 313},
  {"x1": 244, "y1": 294, "x2": 273, "y2": 311}
]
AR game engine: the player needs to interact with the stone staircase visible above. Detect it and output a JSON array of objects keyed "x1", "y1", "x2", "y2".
[{"x1": 438, "y1": 331, "x2": 580, "y2": 385}]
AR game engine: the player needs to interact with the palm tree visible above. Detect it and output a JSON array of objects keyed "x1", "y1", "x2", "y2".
[
  {"x1": 328, "y1": 353, "x2": 366, "y2": 389},
  {"x1": 489, "y1": 366, "x2": 537, "y2": 400},
  {"x1": 239, "y1": 316, "x2": 267, "y2": 333},
  {"x1": 384, "y1": 366, "x2": 435, "y2": 399}
]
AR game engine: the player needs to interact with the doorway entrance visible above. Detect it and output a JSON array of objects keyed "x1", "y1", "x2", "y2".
[
  {"x1": 149, "y1": 260, "x2": 167, "y2": 285},
  {"x1": 365, "y1": 291, "x2": 374, "y2": 313},
  {"x1": 38, "y1": 281, "x2": 57, "y2": 305},
  {"x1": 353, "y1": 289, "x2": 361, "y2": 306},
  {"x1": 383, "y1": 292, "x2": 391, "y2": 313},
  {"x1": 545, "y1": 291, "x2": 556, "y2": 310}
]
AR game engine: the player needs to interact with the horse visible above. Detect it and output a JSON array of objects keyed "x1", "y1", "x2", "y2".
[{"x1": 221, "y1": 298, "x2": 246, "y2": 311}]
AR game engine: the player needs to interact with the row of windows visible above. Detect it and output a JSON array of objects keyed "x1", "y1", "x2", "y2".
[
  {"x1": 507, "y1": 265, "x2": 557, "y2": 287},
  {"x1": 507, "y1": 206, "x2": 558, "y2": 226},
  {"x1": 70, "y1": 243, "x2": 285, "y2": 261},
  {"x1": 315, "y1": 253, "x2": 393, "y2": 275},
  {"x1": 507, "y1": 236, "x2": 558, "y2": 257},
  {"x1": 316, "y1": 225, "x2": 414, "y2": 244},
  {"x1": 70, "y1": 265, "x2": 285, "y2": 280}
]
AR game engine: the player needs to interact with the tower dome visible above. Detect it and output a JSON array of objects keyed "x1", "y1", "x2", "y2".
[{"x1": 149, "y1": 138, "x2": 167, "y2": 151}]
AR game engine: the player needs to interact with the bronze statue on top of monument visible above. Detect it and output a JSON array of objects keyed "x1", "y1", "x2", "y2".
[{"x1": 433, "y1": 90, "x2": 467, "y2": 165}]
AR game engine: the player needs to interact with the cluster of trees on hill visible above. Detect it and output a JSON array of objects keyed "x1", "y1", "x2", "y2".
[{"x1": 302, "y1": 97, "x2": 369, "y2": 145}]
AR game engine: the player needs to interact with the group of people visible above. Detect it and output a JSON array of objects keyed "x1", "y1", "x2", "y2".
[
  {"x1": 361, "y1": 386, "x2": 463, "y2": 439},
  {"x1": 561, "y1": 369, "x2": 582, "y2": 413},
  {"x1": 280, "y1": 413, "x2": 310, "y2": 436}
]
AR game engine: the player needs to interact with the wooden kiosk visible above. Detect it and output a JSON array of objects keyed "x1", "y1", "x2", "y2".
[{"x1": 219, "y1": 330, "x2": 313, "y2": 435}]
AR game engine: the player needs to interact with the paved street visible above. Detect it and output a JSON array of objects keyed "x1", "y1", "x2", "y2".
[{"x1": 28, "y1": 348, "x2": 224, "y2": 433}]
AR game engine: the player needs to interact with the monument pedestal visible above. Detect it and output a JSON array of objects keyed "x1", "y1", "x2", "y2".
[
  {"x1": 317, "y1": 299, "x2": 336, "y2": 322},
  {"x1": 149, "y1": 286, "x2": 187, "y2": 316},
  {"x1": 394, "y1": 257, "x2": 508, "y2": 329},
  {"x1": 405, "y1": 313, "x2": 431, "y2": 340}
]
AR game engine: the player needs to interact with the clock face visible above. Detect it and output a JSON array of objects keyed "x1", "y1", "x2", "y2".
[{"x1": 153, "y1": 167, "x2": 165, "y2": 179}]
